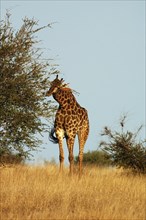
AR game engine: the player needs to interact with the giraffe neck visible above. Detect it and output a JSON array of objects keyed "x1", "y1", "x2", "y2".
[{"x1": 53, "y1": 88, "x2": 78, "y2": 108}]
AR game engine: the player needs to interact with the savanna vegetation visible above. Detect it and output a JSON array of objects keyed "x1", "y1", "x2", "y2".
[
  {"x1": 100, "y1": 115, "x2": 146, "y2": 174},
  {"x1": 0, "y1": 12, "x2": 57, "y2": 162},
  {"x1": 1, "y1": 165, "x2": 145, "y2": 220},
  {"x1": 74, "y1": 150, "x2": 112, "y2": 167}
]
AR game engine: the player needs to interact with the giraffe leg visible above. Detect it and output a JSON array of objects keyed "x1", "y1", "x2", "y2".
[
  {"x1": 78, "y1": 127, "x2": 89, "y2": 175},
  {"x1": 56, "y1": 129, "x2": 64, "y2": 174},
  {"x1": 58, "y1": 140, "x2": 64, "y2": 173},
  {"x1": 78, "y1": 145, "x2": 84, "y2": 175},
  {"x1": 66, "y1": 136, "x2": 75, "y2": 175}
]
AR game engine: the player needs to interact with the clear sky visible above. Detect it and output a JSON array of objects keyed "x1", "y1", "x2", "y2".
[{"x1": 1, "y1": 1, "x2": 145, "y2": 164}]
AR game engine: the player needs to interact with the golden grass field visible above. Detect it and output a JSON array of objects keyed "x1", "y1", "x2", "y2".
[{"x1": 0, "y1": 164, "x2": 145, "y2": 220}]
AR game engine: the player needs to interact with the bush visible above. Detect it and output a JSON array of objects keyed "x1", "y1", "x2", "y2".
[
  {"x1": 0, "y1": 150, "x2": 24, "y2": 165},
  {"x1": 100, "y1": 115, "x2": 146, "y2": 174},
  {"x1": 75, "y1": 150, "x2": 112, "y2": 166}
]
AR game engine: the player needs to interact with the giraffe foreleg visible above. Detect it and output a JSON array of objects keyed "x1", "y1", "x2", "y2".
[
  {"x1": 56, "y1": 128, "x2": 64, "y2": 173},
  {"x1": 58, "y1": 141, "x2": 64, "y2": 173}
]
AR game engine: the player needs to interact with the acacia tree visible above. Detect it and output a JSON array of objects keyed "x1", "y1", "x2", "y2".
[
  {"x1": 0, "y1": 13, "x2": 58, "y2": 160},
  {"x1": 100, "y1": 115, "x2": 146, "y2": 174}
]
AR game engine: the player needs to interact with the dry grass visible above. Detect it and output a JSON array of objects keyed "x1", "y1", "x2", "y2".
[{"x1": 0, "y1": 164, "x2": 145, "y2": 220}]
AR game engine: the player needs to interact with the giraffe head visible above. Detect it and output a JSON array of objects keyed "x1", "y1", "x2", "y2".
[{"x1": 46, "y1": 75, "x2": 67, "y2": 96}]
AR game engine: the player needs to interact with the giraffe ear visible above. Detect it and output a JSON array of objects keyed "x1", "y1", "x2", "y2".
[{"x1": 61, "y1": 78, "x2": 64, "y2": 81}]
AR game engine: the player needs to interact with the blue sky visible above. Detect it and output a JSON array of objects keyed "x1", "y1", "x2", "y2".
[{"x1": 1, "y1": 1, "x2": 145, "y2": 164}]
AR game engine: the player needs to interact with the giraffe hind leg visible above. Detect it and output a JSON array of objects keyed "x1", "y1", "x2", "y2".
[
  {"x1": 66, "y1": 135, "x2": 75, "y2": 175},
  {"x1": 78, "y1": 126, "x2": 89, "y2": 174}
]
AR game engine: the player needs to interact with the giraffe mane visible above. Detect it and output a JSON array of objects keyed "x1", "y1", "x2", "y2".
[{"x1": 60, "y1": 87, "x2": 72, "y2": 92}]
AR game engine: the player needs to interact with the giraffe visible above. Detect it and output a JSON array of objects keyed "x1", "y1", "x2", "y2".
[{"x1": 46, "y1": 75, "x2": 89, "y2": 175}]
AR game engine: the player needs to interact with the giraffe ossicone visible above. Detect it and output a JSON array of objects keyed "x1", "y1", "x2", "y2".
[{"x1": 46, "y1": 75, "x2": 89, "y2": 175}]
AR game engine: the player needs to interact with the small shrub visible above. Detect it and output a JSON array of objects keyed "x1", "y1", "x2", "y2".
[
  {"x1": 100, "y1": 115, "x2": 146, "y2": 174},
  {"x1": 75, "y1": 150, "x2": 112, "y2": 166},
  {"x1": 0, "y1": 151, "x2": 24, "y2": 165}
]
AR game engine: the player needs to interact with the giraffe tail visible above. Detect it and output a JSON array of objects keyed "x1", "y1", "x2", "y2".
[{"x1": 49, "y1": 128, "x2": 58, "y2": 144}]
